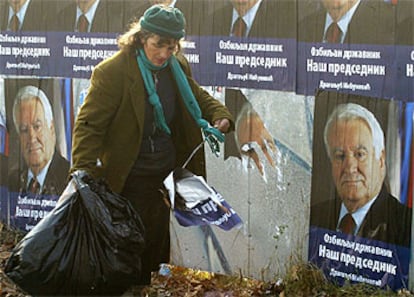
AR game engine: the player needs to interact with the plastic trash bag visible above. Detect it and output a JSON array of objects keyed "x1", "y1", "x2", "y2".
[
  {"x1": 4, "y1": 170, "x2": 145, "y2": 296},
  {"x1": 163, "y1": 167, "x2": 242, "y2": 231}
]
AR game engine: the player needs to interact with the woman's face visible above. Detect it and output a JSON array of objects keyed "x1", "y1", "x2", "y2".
[{"x1": 142, "y1": 35, "x2": 178, "y2": 66}]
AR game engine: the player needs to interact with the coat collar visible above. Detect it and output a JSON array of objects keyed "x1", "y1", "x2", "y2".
[{"x1": 125, "y1": 49, "x2": 147, "y2": 130}]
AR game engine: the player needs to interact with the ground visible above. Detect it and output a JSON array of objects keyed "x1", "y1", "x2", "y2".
[{"x1": 0, "y1": 224, "x2": 412, "y2": 297}]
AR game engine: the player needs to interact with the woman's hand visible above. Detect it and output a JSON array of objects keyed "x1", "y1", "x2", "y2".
[{"x1": 213, "y1": 118, "x2": 231, "y2": 133}]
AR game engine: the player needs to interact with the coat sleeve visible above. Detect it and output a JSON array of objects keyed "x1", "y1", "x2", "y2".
[{"x1": 70, "y1": 52, "x2": 125, "y2": 178}]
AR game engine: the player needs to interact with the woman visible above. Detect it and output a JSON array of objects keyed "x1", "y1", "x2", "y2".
[{"x1": 70, "y1": 4, "x2": 234, "y2": 287}]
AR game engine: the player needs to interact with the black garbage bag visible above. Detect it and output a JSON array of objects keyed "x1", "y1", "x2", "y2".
[{"x1": 4, "y1": 170, "x2": 145, "y2": 296}]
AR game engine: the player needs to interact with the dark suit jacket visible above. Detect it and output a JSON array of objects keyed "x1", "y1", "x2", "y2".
[
  {"x1": 203, "y1": 0, "x2": 297, "y2": 39},
  {"x1": 55, "y1": 0, "x2": 134, "y2": 33},
  {"x1": 397, "y1": 16, "x2": 414, "y2": 45},
  {"x1": 0, "y1": 0, "x2": 57, "y2": 31},
  {"x1": 9, "y1": 150, "x2": 70, "y2": 196},
  {"x1": 298, "y1": 0, "x2": 396, "y2": 45},
  {"x1": 311, "y1": 186, "x2": 412, "y2": 247},
  {"x1": 174, "y1": 0, "x2": 203, "y2": 36},
  {"x1": 128, "y1": 0, "x2": 206, "y2": 37}
]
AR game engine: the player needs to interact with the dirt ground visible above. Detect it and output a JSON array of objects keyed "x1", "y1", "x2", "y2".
[
  {"x1": 0, "y1": 224, "x2": 411, "y2": 297},
  {"x1": 0, "y1": 224, "x2": 277, "y2": 297}
]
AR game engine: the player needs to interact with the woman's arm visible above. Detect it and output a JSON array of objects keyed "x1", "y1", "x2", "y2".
[{"x1": 70, "y1": 55, "x2": 124, "y2": 177}]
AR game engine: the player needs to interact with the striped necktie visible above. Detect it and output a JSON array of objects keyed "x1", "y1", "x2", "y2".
[
  {"x1": 232, "y1": 17, "x2": 246, "y2": 37},
  {"x1": 339, "y1": 213, "x2": 356, "y2": 235},
  {"x1": 9, "y1": 14, "x2": 20, "y2": 31},
  {"x1": 28, "y1": 178, "x2": 40, "y2": 194},
  {"x1": 326, "y1": 22, "x2": 342, "y2": 43},
  {"x1": 77, "y1": 14, "x2": 89, "y2": 32}
]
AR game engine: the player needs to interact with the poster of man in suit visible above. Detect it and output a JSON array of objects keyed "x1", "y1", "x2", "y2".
[
  {"x1": 55, "y1": 0, "x2": 137, "y2": 33},
  {"x1": 296, "y1": 0, "x2": 398, "y2": 99},
  {"x1": 5, "y1": 78, "x2": 70, "y2": 231},
  {"x1": 131, "y1": 0, "x2": 212, "y2": 37},
  {"x1": 202, "y1": 0, "x2": 296, "y2": 39},
  {"x1": 309, "y1": 90, "x2": 412, "y2": 290},
  {"x1": 0, "y1": 0, "x2": 62, "y2": 32},
  {"x1": 298, "y1": 0, "x2": 395, "y2": 45}
]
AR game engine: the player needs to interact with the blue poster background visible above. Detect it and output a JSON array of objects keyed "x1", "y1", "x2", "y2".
[{"x1": 309, "y1": 226, "x2": 410, "y2": 291}]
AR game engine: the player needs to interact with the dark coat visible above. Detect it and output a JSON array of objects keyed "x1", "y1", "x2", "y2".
[
  {"x1": 202, "y1": 0, "x2": 297, "y2": 39},
  {"x1": 9, "y1": 150, "x2": 70, "y2": 196},
  {"x1": 298, "y1": 0, "x2": 396, "y2": 45},
  {"x1": 70, "y1": 49, "x2": 234, "y2": 193},
  {"x1": 310, "y1": 186, "x2": 412, "y2": 247}
]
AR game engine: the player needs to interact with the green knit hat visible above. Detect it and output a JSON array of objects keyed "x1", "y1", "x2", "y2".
[{"x1": 140, "y1": 5, "x2": 186, "y2": 39}]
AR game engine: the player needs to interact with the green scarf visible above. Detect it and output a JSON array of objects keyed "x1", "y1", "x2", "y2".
[{"x1": 136, "y1": 49, "x2": 224, "y2": 154}]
